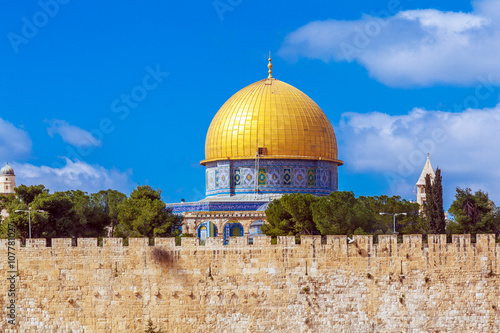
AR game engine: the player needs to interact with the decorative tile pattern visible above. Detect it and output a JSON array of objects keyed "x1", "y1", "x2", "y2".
[
  {"x1": 258, "y1": 168, "x2": 266, "y2": 186},
  {"x1": 283, "y1": 168, "x2": 291, "y2": 186},
  {"x1": 319, "y1": 169, "x2": 330, "y2": 188},
  {"x1": 205, "y1": 159, "x2": 339, "y2": 197},
  {"x1": 307, "y1": 169, "x2": 315, "y2": 187},
  {"x1": 294, "y1": 168, "x2": 306, "y2": 187},
  {"x1": 234, "y1": 168, "x2": 241, "y2": 186},
  {"x1": 207, "y1": 169, "x2": 216, "y2": 190},
  {"x1": 218, "y1": 168, "x2": 229, "y2": 188},
  {"x1": 331, "y1": 170, "x2": 338, "y2": 190},
  {"x1": 242, "y1": 168, "x2": 255, "y2": 187},
  {"x1": 267, "y1": 168, "x2": 281, "y2": 186}
]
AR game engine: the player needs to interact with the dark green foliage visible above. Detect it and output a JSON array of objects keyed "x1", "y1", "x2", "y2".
[
  {"x1": 448, "y1": 187, "x2": 499, "y2": 236},
  {"x1": 358, "y1": 195, "x2": 423, "y2": 234},
  {"x1": 261, "y1": 193, "x2": 318, "y2": 236},
  {"x1": 261, "y1": 192, "x2": 424, "y2": 237},
  {"x1": 14, "y1": 191, "x2": 76, "y2": 239},
  {"x1": 91, "y1": 189, "x2": 126, "y2": 236},
  {"x1": 60, "y1": 190, "x2": 110, "y2": 238},
  {"x1": 14, "y1": 184, "x2": 48, "y2": 204},
  {"x1": 2, "y1": 185, "x2": 130, "y2": 240},
  {"x1": 312, "y1": 191, "x2": 373, "y2": 235},
  {"x1": 0, "y1": 193, "x2": 15, "y2": 211},
  {"x1": 424, "y1": 168, "x2": 446, "y2": 233},
  {"x1": 114, "y1": 185, "x2": 183, "y2": 239}
]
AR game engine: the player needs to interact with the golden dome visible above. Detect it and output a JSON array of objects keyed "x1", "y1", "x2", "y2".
[{"x1": 201, "y1": 77, "x2": 343, "y2": 165}]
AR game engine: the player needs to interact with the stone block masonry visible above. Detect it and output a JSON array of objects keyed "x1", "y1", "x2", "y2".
[{"x1": 0, "y1": 234, "x2": 499, "y2": 332}]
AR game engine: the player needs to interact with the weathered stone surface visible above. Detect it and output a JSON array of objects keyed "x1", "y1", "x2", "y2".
[{"x1": 0, "y1": 234, "x2": 499, "y2": 332}]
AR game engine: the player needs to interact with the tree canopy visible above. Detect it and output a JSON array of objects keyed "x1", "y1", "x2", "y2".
[
  {"x1": 2, "y1": 184, "x2": 181, "y2": 241},
  {"x1": 261, "y1": 193, "x2": 319, "y2": 236},
  {"x1": 424, "y1": 168, "x2": 446, "y2": 233},
  {"x1": 114, "y1": 185, "x2": 182, "y2": 239},
  {"x1": 261, "y1": 192, "x2": 423, "y2": 237},
  {"x1": 448, "y1": 187, "x2": 499, "y2": 236}
]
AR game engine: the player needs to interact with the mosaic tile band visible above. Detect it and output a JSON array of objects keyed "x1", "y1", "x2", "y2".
[{"x1": 205, "y1": 159, "x2": 338, "y2": 197}]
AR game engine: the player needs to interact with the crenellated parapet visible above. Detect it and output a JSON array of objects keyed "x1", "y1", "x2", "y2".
[{"x1": 1, "y1": 234, "x2": 497, "y2": 273}]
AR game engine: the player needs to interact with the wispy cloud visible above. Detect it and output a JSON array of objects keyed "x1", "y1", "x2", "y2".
[
  {"x1": 0, "y1": 117, "x2": 32, "y2": 161},
  {"x1": 279, "y1": 0, "x2": 500, "y2": 86},
  {"x1": 47, "y1": 119, "x2": 102, "y2": 148},
  {"x1": 337, "y1": 103, "x2": 500, "y2": 206},
  {"x1": 12, "y1": 158, "x2": 133, "y2": 194}
]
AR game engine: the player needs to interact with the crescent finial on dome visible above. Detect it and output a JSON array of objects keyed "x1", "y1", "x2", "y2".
[{"x1": 267, "y1": 51, "x2": 273, "y2": 79}]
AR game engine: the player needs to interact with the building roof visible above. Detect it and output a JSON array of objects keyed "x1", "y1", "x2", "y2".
[
  {"x1": 201, "y1": 59, "x2": 342, "y2": 165},
  {"x1": 416, "y1": 154, "x2": 435, "y2": 185},
  {"x1": 0, "y1": 162, "x2": 14, "y2": 176}
]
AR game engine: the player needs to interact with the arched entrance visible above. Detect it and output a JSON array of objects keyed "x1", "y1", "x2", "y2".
[
  {"x1": 197, "y1": 221, "x2": 218, "y2": 242},
  {"x1": 223, "y1": 222, "x2": 244, "y2": 245}
]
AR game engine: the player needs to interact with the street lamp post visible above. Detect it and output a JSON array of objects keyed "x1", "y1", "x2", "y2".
[
  {"x1": 14, "y1": 207, "x2": 46, "y2": 239},
  {"x1": 379, "y1": 212, "x2": 407, "y2": 234}
]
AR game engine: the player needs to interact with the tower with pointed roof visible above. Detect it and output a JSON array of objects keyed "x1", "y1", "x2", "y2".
[
  {"x1": 0, "y1": 162, "x2": 16, "y2": 195},
  {"x1": 416, "y1": 154, "x2": 435, "y2": 208}
]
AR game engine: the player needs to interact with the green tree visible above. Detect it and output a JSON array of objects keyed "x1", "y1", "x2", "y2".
[
  {"x1": 312, "y1": 191, "x2": 373, "y2": 235},
  {"x1": 114, "y1": 185, "x2": 182, "y2": 239},
  {"x1": 91, "y1": 189, "x2": 126, "y2": 236},
  {"x1": 14, "y1": 184, "x2": 48, "y2": 204},
  {"x1": 261, "y1": 193, "x2": 318, "y2": 237},
  {"x1": 9, "y1": 191, "x2": 77, "y2": 239},
  {"x1": 357, "y1": 195, "x2": 423, "y2": 234},
  {"x1": 424, "y1": 168, "x2": 445, "y2": 233},
  {"x1": 448, "y1": 187, "x2": 499, "y2": 236},
  {"x1": 61, "y1": 190, "x2": 111, "y2": 238},
  {"x1": 0, "y1": 193, "x2": 15, "y2": 211}
]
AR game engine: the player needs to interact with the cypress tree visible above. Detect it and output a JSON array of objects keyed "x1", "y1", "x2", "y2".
[
  {"x1": 432, "y1": 168, "x2": 446, "y2": 233},
  {"x1": 424, "y1": 173, "x2": 436, "y2": 232},
  {"x1": 424, "y1": 168, "x2": 445, "y2": 234}
]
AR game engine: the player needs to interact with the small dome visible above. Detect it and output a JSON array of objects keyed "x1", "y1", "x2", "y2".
[
  {"x1": 0, "y1": 163, "x2": 14, "y2": 176},
  {"x1": 249, "y1": 220, "x2": 266, "y2": 239},
  {"x1": 257, "y1": 201, "x2": 272, "y2": 211}
]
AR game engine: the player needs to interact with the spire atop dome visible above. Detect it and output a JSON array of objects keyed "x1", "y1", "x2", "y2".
[{"x1": 267, "y1": 51, "x2": 273, "y2": 79}]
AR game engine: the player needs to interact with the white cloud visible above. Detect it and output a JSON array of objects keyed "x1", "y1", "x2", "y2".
[
  {"x1": 12, "y1": 158, "x2": 133, "y2": 194},
  {"x1": 279, "y1": 0, "x2": 500, "y2": 86},
  {"x1": 0, "y1": 117, "x2": 32, "y2": 161},
  {"x1": 47, "y1": 119, "x2": 101, "y2": 148},
  {"x1": 337, "y1": 103, "x2": 500, "y2": 206}
]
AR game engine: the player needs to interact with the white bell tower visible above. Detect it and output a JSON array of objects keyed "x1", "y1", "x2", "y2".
[
  {"x1": 416, "y1": 154, "x2": 435, "y2": 208},
  {"x1": 0, "y1": 162, "x2": 16, "y2": 194}
]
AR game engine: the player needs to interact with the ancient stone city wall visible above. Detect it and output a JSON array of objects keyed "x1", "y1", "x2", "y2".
[{"x1": 0, "y1": 234, "x2": 499, "y2": 332}]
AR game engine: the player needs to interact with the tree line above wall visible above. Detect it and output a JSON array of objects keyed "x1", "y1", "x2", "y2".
[{"x1": 0, "y1": 185, "x2": 182, "y2": 241}]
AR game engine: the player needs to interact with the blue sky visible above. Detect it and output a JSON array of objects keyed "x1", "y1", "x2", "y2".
[{"x1": 1, "y1": 0, "x2": 499, "y2": 210}]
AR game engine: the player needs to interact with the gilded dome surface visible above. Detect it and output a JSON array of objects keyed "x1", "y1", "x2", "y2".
[{"x1": 201, "y1": 78, "x2": 342, "y2": 165}]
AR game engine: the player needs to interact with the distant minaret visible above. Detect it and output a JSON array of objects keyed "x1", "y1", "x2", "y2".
[
  {"x1": 416, "y1": 154, "x2": 435, "y2": 207},
  {"x1": 0, "y1": 162, "x2": 16, "y2": 194}
]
